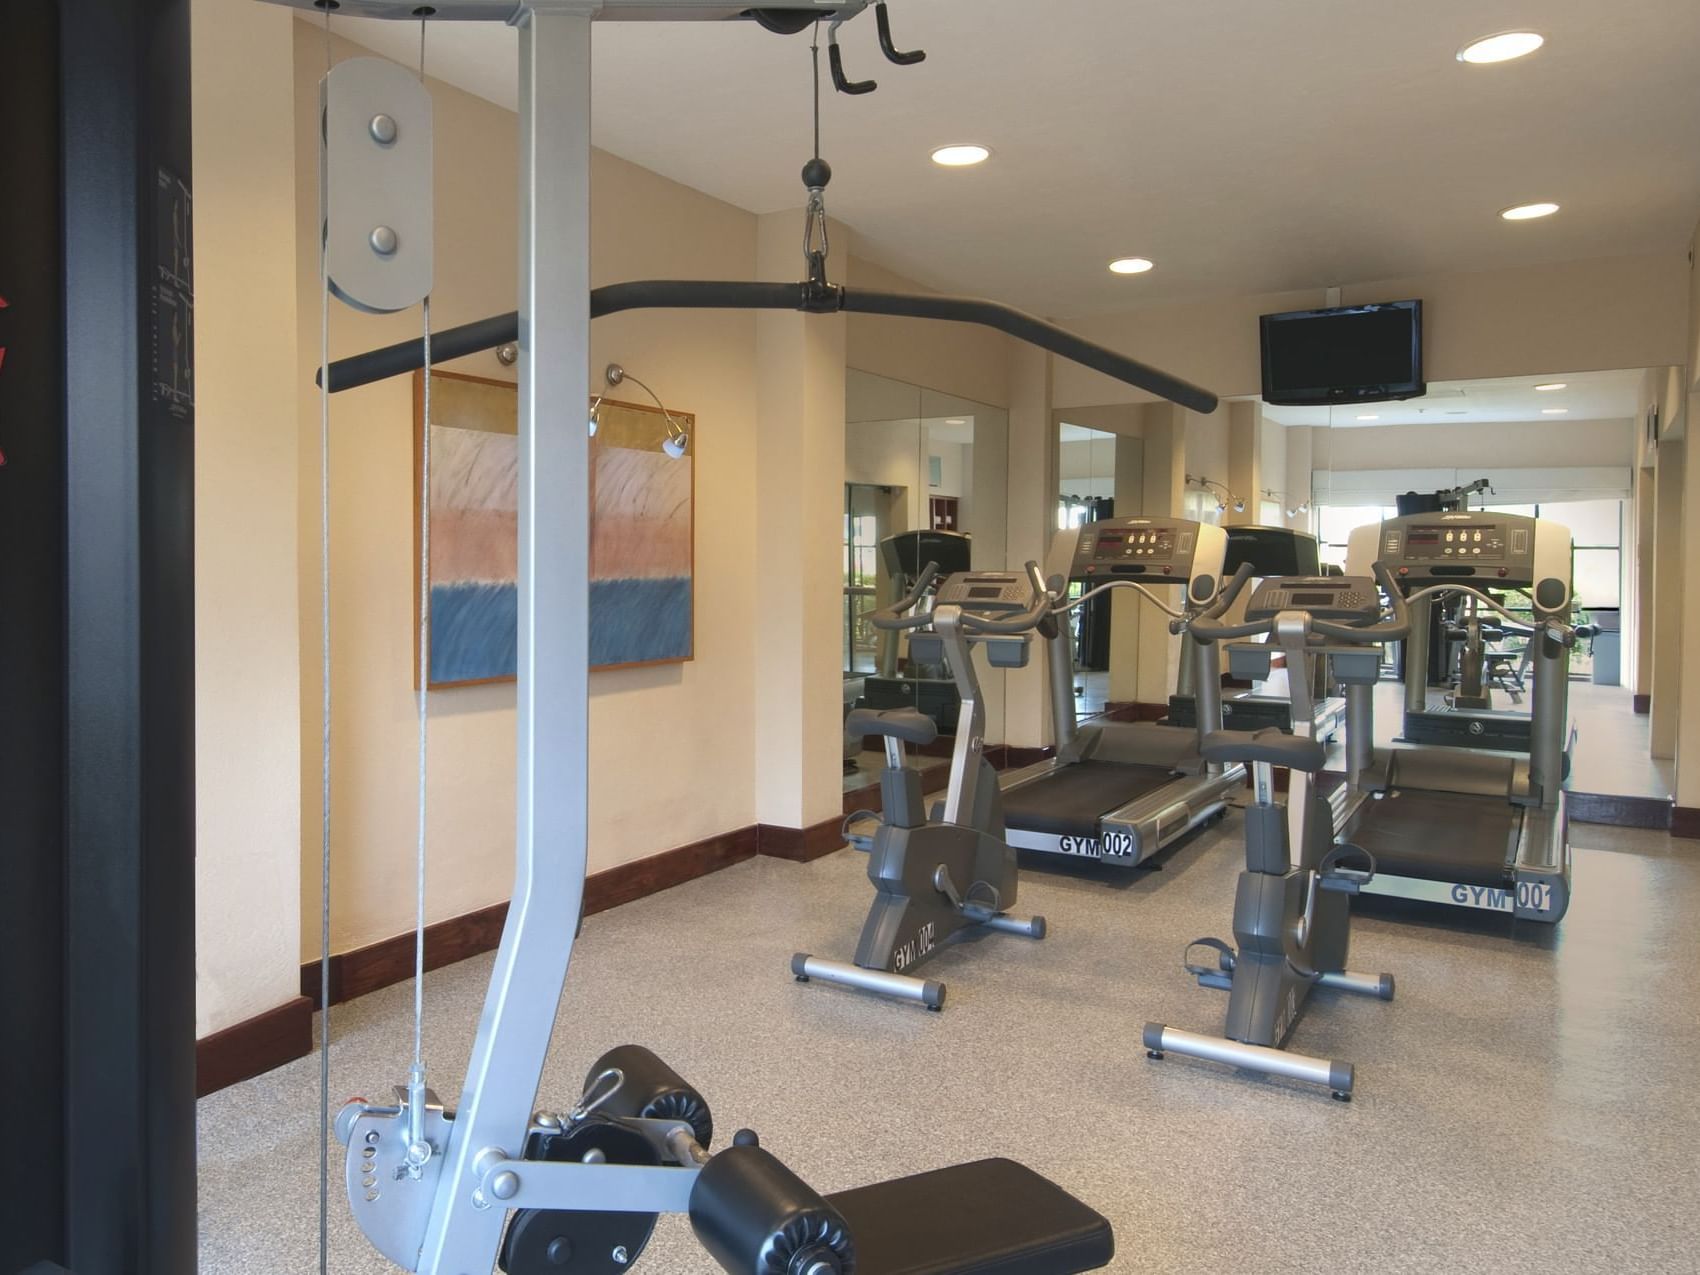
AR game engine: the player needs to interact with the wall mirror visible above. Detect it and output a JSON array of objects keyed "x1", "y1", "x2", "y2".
[{"x1": 843, "y1": 369, "x2": 1010, "y2": 786}]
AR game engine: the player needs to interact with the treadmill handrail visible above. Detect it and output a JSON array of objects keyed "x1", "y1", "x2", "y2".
[
  {"x1": 1404, "y1": 582, "x2": 1576, "y2": 647},
  {"x1": 1063, "y1": 579, "x2": 1188, "y2": 619}
]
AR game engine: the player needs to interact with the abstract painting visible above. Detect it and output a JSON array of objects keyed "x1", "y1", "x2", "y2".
[
  {"x1": 589, "y1": 398, "x2": 695, "y2": 668},
  {"x1": 415, "y1": 371, "x2": 694, "y2": 687}
]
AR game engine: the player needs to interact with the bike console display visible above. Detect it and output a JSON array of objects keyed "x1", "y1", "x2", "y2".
[
  {"x1": 932, "y1": 572, "x2": 1031, "y2": 614},
  {"x1": 1243, "y1": 576, "x2": 1382, "y2": 624}
]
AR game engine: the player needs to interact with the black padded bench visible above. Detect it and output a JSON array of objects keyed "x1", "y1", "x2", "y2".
[{"x1": 826, "y1": 1157, "x2": 1114, "y2": 1274}]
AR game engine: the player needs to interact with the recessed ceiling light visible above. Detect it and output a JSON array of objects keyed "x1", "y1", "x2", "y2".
[
  {"x1": 1457, "y1": 31, "x2": 1545, "y2": 64},
  {"x1": 1356, "y1": 414, "x2": 1380, "y2": 421},
  {"x1": 1542, "y1": 407, "x2": 1568, "y2": 415},
  {"x1": 931, "y1": 144, "x2": 989, "y2": 167},
  {"x1": 944, "y1": 418, "x2": 967, "y2": 425},
  {"x1": 1535, "y1": 382, "x2": 1567, "y2": 391},
  {"x1": 1501, "y1": 202, "x2": 1560, "y2": 221},
  {"x1": 1108, "y1": 257, "x2": 1155, "y2": 275}
]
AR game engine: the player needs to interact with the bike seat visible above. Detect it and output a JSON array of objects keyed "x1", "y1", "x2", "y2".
[
  {"x1": 1200, "y1": 727, "x2": 1326, "y2": 773},
  {"x1": 826, "y1": 1157, "x2": 1114, "y2": 1273},
  {"x1": 846, "y1": 707, "x2": 939, "y2": 746}
]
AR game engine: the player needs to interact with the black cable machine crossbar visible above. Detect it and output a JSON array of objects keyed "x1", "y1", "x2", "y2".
[{"x1": 320, "y1": 278, "x2": 1220, "y2": 413}]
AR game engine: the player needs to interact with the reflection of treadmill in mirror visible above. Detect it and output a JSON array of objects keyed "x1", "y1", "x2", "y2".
[
  {"x1": 1165, "y1": 525, "x2": 1345, "y2": 740},
  {"x1": 999, "y1": 517, "x2": 1245, "y2": 867},
  {"x1": 856, "y1": 530, "x2": 973, "y2": 733}
]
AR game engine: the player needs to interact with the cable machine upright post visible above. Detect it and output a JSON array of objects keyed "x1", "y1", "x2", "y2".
[{"x1": 414, "y1": 8, "x2": 594, "y2": 1269}]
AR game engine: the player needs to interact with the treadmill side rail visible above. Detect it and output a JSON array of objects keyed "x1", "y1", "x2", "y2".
[
  {"x1": 1514, "y1": 795, "x2": 1570, "y2": 922},
  {"x1": 1005, "y1": 765, "x2": 1243, "y2": 865}
]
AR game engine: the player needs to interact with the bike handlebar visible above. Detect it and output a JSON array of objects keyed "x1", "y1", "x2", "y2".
[
  {"x1": 868, "y1": 562, "x2": 941, "y2": 631},
  {"x1": 956, "y1": 562, "x2": 1054, "y2": 634},
  {"x1": 867, "y1": 560, "x2": 1053, "y2": 636}
]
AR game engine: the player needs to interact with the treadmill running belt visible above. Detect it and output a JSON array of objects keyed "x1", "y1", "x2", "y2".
[
  {"x1": 1002, "y1": 760, "x2": 1180, "y2": 839},
  {"x1": 1347, "y1": 790, "x2": 1521, "y2": 886}
]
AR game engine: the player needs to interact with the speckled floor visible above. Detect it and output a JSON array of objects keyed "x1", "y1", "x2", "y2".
[{"x1": 198, "y1": 819, "x2": 1700, "y2": 1273}]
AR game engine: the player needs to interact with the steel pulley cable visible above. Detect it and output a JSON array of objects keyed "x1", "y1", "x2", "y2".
[
  {"x1": 316, "y1": 6, "x2": 334, "y2": 1273},
  {"x1": 407, "y1": 9, "x2": 435, "y2": 1171}
]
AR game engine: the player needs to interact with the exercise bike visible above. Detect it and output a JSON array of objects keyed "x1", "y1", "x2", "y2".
[
  {"x1": 794, "y1": 563, "x2": 1053, "y2": 1010},
  {"x1": 1144, "y1": 563, "x2": 1409, "y2": 1100}
]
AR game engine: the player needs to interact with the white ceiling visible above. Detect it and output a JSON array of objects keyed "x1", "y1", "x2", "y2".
[
  {"x1": 323, "y1": 0, "x2": 1700, "y2": 316},
  {"x1": 1259, "y1": 367, "x2": 1645, "y2": 428}
]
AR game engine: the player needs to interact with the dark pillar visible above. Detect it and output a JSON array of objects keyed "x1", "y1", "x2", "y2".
[
  {"x1": 5, "y1": 0, "x2": 200, "y2": 1271},
  {"x1": 0, "y1": 4, "x2": 68, "y2": 1270}
]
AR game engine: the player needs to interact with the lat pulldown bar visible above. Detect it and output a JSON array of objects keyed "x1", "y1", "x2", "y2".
[{"x1": 318, "y1": 279, "x2": 1221, "y2": 413}]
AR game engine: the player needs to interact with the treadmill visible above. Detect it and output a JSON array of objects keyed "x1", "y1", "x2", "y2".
[
  {"x1": 998, "y1": 516, "x2": 1246, "y2": 866},
  {"x1": 1164, "y1": 524, "x2": 1346, "y2": 741},
  {"x1": 1340, "y1": 511, "x2": 1576, "y2": 922}
]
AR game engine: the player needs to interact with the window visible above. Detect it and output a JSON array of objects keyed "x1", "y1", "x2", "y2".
[
  {"x1": 1317, "y1": 505, "x2": 1395, "y2": 569},
  {"x1": 1484, "y1": 499, "x2": 1623, "y2": 675},
  {"x1": 1487, "y1": 499, "x2": 1622, "y2": 609}
]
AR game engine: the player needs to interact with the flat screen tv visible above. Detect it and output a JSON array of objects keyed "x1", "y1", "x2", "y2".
[{"x1": 1260, "y1": 300, "x2": 1424, "y2": 406}]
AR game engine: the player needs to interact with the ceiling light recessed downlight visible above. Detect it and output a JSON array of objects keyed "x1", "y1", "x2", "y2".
[
  {"x1": 1535, "y1": 382, "x2": 1568, "y2": 391},
  {"x1": 931, "y1": 144, "x2": 990, "y2": 167},
  {"x1": 1501, "y1": 202, "x2": 1560, "y2": 221},
  {"x1": 1542, "y1": 408, "x2": 1569, "y2": 415},
  {"x1": 1108, "y1": 257, "x2": 1155, "y2": 275},
  {"x1": 1457, "y1": 31, "x2": 1545, "y2": 64}
]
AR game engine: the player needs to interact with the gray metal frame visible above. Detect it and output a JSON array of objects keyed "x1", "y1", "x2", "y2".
[
  {"x1": 999, "y1": 523, "x2": 1244, "y2": 866},
  {"x1": 1144, "y1": 589, "x2": 1399, "y2": 1100},
  {"x1": 266, "y1": 2, "x2": 870, "y2": 1270},
  {"x1": 796, "y1": 573, "x2": 1048, "y2": 1009},
  {"x1": 1344, "y1": 514, "x2": 1576, "y2": 923}
]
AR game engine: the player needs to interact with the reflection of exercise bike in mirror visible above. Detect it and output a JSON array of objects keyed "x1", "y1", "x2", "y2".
[
  {"x1": 796, "y1": 562, "x2": 1053, "y2": 1010},
  {"x1": 1144, "y1": 563, "x2": 1409, "y2": 1101},
  {"x1": 856, "y1": 528, "x2": 974, "y2": 731}
]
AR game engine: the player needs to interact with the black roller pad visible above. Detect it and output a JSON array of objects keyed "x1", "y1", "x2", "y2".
[{"x1": 825, "y1": 1157, "x2": 1114, "y2": 1274}]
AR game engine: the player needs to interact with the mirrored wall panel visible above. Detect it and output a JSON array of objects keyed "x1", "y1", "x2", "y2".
[{"x1": 843, "y1": 369, "x2": 1010, "y2": 784}]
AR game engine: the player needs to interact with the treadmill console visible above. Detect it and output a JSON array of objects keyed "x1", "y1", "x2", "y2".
[
  {"x1": 1243, "y1": 576, "x2": 1382, "y2": 624},
  {"x1": 1345, "y1": 511, "x2": 1573, "y2": 614},
  {"x1": 931, "y1": 572, "x2": 1029, "y2": 614},
  {"x1": 1054, "y1": 517, "x2": 1229, "y2": 605}
]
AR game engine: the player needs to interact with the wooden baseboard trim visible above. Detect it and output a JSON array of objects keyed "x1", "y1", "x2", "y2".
[
  {"x1": 588, "y1": 825, "x2": 760, "y2": 914},
  {"x1": 1671, "y1": 806, "x2": 1700, "y2": 840},
  {"x1": 301, "y1": 826, "x2": 761, "y2": 1010},
  {"x1": 196, "y1": 995, "x2": 312, "y2": 1098},
  {"x1": 1632, "y1": 694, "x2": 1651, "y2": 715},
  {"x1": 757, "y1": 817, "x2": 848, "y2": 863},
  {"x1": 1567, "y1": 791, "x2": 1674, "y2": 831}
]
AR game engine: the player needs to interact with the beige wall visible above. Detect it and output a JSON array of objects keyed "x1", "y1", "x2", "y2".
[
  {"x1": 193, "y1": 0, "x2": 303, "y2": 1037},
  {"x1": 1053, "y1": 254, "x2": 1689, "y2": 411},
  {"x1": 845, "y1": 255, "x2": 1016, "y2": 407},
  {"x1": 291, "y1": 26, "x2": 761, "y2": 957}
]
